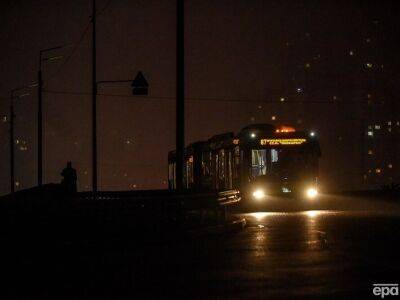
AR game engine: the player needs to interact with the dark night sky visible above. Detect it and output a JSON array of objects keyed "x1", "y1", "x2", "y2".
[{"x1": 1, "y1": 0, "x2": 399, "y2": 194}]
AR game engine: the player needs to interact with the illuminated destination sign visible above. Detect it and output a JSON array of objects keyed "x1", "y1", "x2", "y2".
[{"x1": 260, "y1": 138, "x2": 306, "y2": 145}]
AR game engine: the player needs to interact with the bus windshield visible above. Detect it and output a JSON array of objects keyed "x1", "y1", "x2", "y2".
[{"x1": 251, "y1": 147, "x2": 310, "y2": 178}]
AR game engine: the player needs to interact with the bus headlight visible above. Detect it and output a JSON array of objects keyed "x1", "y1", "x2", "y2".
[
  {"x1": 306, "y1": 187, "x2": 318, "y2": 199},
  {"x1": 252, "y1": 189, "x2": 266, "y2": 200}
]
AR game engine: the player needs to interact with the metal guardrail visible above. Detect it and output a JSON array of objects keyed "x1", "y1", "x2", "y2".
[
  {"x1": 77, "y1": 189, "x2": 241, "y2": 209},
  {"x1": 0, "y1": 186, "x2": 241, "y2": 225}
]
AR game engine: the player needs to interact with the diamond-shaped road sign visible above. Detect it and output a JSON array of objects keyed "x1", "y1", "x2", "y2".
[{"x1": 131, "y1": 71, "x2": 148, "y2": 95}]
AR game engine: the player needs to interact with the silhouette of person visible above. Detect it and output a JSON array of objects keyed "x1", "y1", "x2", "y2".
[{"x1": 61, "y1": 161, "x2": 77, "y2": 193}]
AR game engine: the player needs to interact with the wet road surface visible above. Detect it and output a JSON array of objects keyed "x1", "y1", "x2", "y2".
[{"x1": 3, "y1": 194, "x2": 400, "y2": 299}]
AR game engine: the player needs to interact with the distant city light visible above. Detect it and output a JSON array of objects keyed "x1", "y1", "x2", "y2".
[
  {"x1": 366, "y1": 63, "x2": 373, "y2": 68},
  {"x1": 375, "y1": 168, "x2": 381, "y2": 174},
  {"x1": 15, "y1": 181, "x2": 20, "y2": 187},
  {"x1": 305, "y1": 63, "x2": 310, "y2": 68},
  {"x1": 271, "y1": 115, "x2": 276, "y2": 121},
  {"x1": 375, "y1": 125, "x2": 381, "y2": 130},
  {"x1": 387, "y1": 121, "x2": 392, "y2": 126},
  {"x1": 388, "y1": 164, "x2": 393, "y2": 169},
  {"x1": 310, "y1": 131, "x2": 316, "y2": 137},
  {"x1": 349, "y1": 50, "x2": 354, "y2": 56},
  {"x1": 2, "y1": 116, "x2": 7, "y2": 122},
  {"x1": 280, "y1": 97, "x2": 285, "y2": 102},
  {"x1": 296, "y1": 87, "x2": 302, "y2": 93},
  {"x1": 368, "y1": 150, "x2": 373, "y2": 155},
  {"x1": 367, "y1": 131, "x2": 373, "y2": 137},
  {"x1": 258, "y1": 105, "x2": 262, "y2": 109},
  {"x1": 250, "y1": 132, "x2": 256, "y2": 138}
]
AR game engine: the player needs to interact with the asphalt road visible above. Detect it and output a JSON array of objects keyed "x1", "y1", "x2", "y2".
[{"x1": 3, "y1": 194, "x2": 400, "y2": 299}]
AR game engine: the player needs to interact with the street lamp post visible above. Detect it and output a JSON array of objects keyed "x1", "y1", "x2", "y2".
[
  {"x1": 92, "y1": 0, "x2": 97, "y2": 195},
  {"x1": 176, "y1": 0, "x2": 185, "y2": 191},
  {"x1": 9, "y1": 91, "x2": 15, "y2": 194},
  {"x1": 92, "y1": 76, "x2": 147, "y2": 195},
  {"x1": 38, "y1": 46, "x2": 65, "y2": 187},
  {"x1": 9, "y1": 85, "x2": 37, "y2": 194}
]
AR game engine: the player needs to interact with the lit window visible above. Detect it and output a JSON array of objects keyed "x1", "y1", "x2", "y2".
[
  {"x1": 397, "y1": 121, "x2": 400, "y2": 126},
  {"x1": 388, "y1": 121, "x2": 392, "y2": 126},
  {"x1": 271, "y1": 149, "x2": 278, "y2": 163},
  {"x1": 388, "y1": 128, "x2": 392, "y2": 132},
  {"x1": 271, "y1": 116, "x2": 276, "y2": 121},
  {"x1": 305, "y1": 63, "x2": 310, "y2": 68},
  {"x1": 251, "y1": 149, "x2": 267, "y2": 177},
  {"x1": 349, "y1": 50, "x2": 354, "y2": 56},
  {"x1": 388, "y1": 164, "x2": 393, "y2": 169},
  {"x1": 366, "y1": 63, "x2": 373, "y2": 68},
  {"x1": 368, "y1": 125, "x2": 372, "y2": 129},
  {"x1": 15, "y1": 139, "x2": 20, "y2": 144},
  {"x1": 15, "y1": 181, "x2": 20, "y2": 187},
  {"x1": 2, "y1": 116, "x2": 7, "y2": 122},
  {"x1": 280, "y1": 97, "x2": 285, "y2": 102},
  {"x1": 375, "y1": 168, "x2": 381, "y2": 174},
  {"x1": 374, "y1": 125, "x2": 380, "y2": 130},
  {"x1": 368, "y1": 150, "x2": 373, "y2": 155},
  {"x1": 367, "y1": 131, "x2": 373, "y2": 137}
]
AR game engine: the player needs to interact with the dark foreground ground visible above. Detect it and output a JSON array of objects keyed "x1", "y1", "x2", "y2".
[{"x1": 2, "y1": 193, "x2": 400, "y2": 299}]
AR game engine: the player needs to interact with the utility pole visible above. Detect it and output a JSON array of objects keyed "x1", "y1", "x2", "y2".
[
  {"x1": 176, "y1": 0, "x2": 185, "y2": 191},
  {"x1": 92, "y1": 0, "x2": 98, "y2": 195},
  {"x1": 38, "y1": 46, "x2": 63, "y2": 188},
  {"x1": 9, "y1": 91, "x2": 15, "y2": 194},
  {"x1": 38, "y1": 61, "x2": 43, "y2": 187}
]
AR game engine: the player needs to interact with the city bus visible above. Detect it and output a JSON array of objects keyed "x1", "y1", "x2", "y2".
[{"x1": 168, "y1": 124, "x2": 321, "y2": 201}]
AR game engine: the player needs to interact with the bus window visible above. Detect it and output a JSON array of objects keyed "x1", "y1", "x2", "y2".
[
  {"x1": 227, "y1": 151, "x2": 233, "y2": 189},
  {"x1": 233, "y1": 146, "x2": 240, "y2": 182},
  {"x1": 271, "y1": 149, "x2": 278, "y2": 163},
  {"x1": 168, "y1": 162, "x2": 176, "y2": 189},
  {"x1": 186, "y1": 156, "x2": 194, "y2": 188},
  {"x1": 218, "y1": 150, "x2": 225, "y2": 188},
  {"x1": 251, "y1": 149, "x2": 267, "y2": 177}
]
